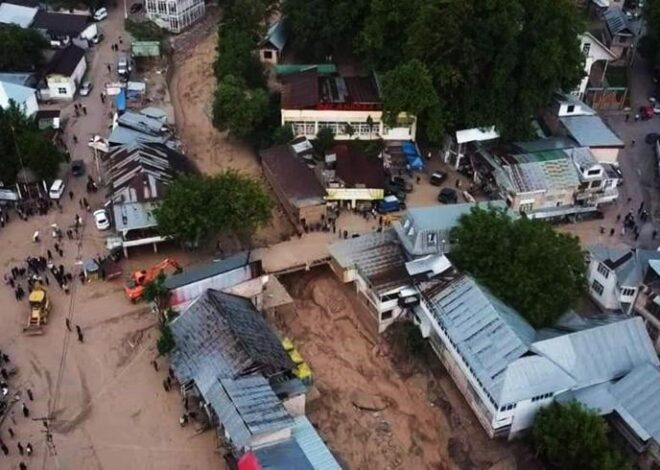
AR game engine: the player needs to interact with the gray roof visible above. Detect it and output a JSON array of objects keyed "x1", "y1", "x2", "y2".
[
  {"x1": 118, "y1": 111, "x2": 166, "y2": 136},
  {"x1": 207, "y1": 375, "x2": 293, "y2": 450},
  {"x1": 398, "y1": 201, "x2": 510, "y2": 233},
  {"x1": 0, "y1": 2, "x2": 37, "y2": 27},
  {"x1": 513, "y1": 137, "x2": 578, "y2": 153},
  {"x1": 0, "y1": 73, "x2": 33, "y2": 86},
  {"x1": 291, "y1": 416, "x2": 342, "y2": 470},
  {"x1": 112, "y1": 201, "x2": 157, "y2": 232},
  {"x1": 504, "y1": 158, "x2": 580, "y2": 193},
  {"x1": 496, "y1": 355, "x2": 575, "y2": 404},
  {"x1": 328, "y1": 230, "x2": 409, "y2": 293},
  {"x1": 604, "y1": 8, "x2": 634, "y2": 36},
  {"x1": 610, "y1": 363, "x2": 660, "y2": 442},
  {"x1": 164, "y1": 252, "x2": 254, "y2": 289},
  {"x1": 261, "y1": 19, "x2": 287, "y2": 51},
  {"x1": 169, "y1": 290, "x2": 294, "y2": 392},
  {"x1": 559, "y1": 115, "x2": 624, "y2": 148},
  {"x1": 109, "y1": 125, "x2": 168, "y2": 146},
  {"x1": 531, "y1": 317, "x2": 659, "y2": 388},
  {"x1": 254, "y1": 438, "x2": 314, "y2": 470},
  {"x1": 0, "y1": 80, "x2": 34, "y2": 106},
  {"x1": 588, "y1": 244, "x2": 660, "y2": 287},
  {"x1": 424, "y1": 276, "x2": 536, "y2": 406}
]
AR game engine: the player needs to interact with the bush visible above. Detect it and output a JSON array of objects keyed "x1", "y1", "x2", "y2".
[
  {"x1": 125, "y1": 19, "x2": 166, "y2": 41},
  {"x1": 157, "y1": 323, "x2": 175, "y2": 355}
]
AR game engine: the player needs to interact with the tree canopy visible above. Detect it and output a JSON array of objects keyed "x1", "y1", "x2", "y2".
[
  {"x1": 450, "y1": 207, "x2": 585, "y2": 328},
  {"x1": 533, "y1": 401, "x2": 629, "y2": 470},
  {"x1": 154, "y1": 172, "x2": 273, "y2": 246},
  {"x1": 645, "y1": 0, "x2": 660, "y2": 64},
  {"x1": 213, "y1": 75, "x2": 269, "y2": 139},
  {"x1": 281, "y1": 0, "x2": 585, "y2": 139},
  {"x1": 0, "y1": 25, "x2": 48, "y2": 72},
  {"x1": 0, "y1": 103, "x2": 63, "y2": 185}
]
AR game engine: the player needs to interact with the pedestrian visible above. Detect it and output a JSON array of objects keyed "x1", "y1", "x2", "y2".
[
  {"x1": 68, "y1": 190, "x2": 74, "y2": 200},
  {"x1": 17, "y1": 441, "x2": 23, "y2": 455},
  {"x1": 26, "y1": 389, "x2": 33, "y2": 401},
  {"x1": 0, "y1": 368, "x2": 7, "y2": 380},
  {"x1": 162, "y1": 380, "x2": 169, "y2": 392},
  {"x1": 0, "y1": 441, "x2": 7, "y2": 455},
  {"x1": 19, "y1": 462, "x2": 27, "y2": 470},
  {"x1": 635, "y1": 232, "x2": 640, "y2": 241},
  {"x1": 610, "y1": 228, "x2": 615, "y2": 236},
  {"x1": 82, "y1": 106, "x2": 87, "y2": 115},
  {"x1": 625, "y1": 113, "x2": 630, "y2": 122},
  {"x1": 25, "y1": 443, "x2": 32, "y2": 456},
  {"x1": 654, "y1": 230, "x2": 658, "y2": 240},
  {"x1": 107, "y1": 64, "x2": 111, "y2": 73},
  {"x1": 632, "y1": 139, "x2": 636, "y2": 147},
  {"x1": 7, "y1": 427, "x2": 14, "y2": 438},
  {"x1": 416, "y1": 176, "x2": 420, "y2": 184},
  {"x1": 72, "y1": 135, "x2": 78, "y2": 144},
  {"x1": 77, "y1": 329, "x2": 83, "y2": 343},
  {"x1": 21, "y1": 402, "x2": 29, "y2": 418},
  {"x1": 152, "y1": 360, "x2": 159, "y2": 371},
  {"x1": 455, "y1": 178, "x2": 460, "y2": 188},
  {"x1": 616, "y1": 214, "x2": 621, "y2": 221}
]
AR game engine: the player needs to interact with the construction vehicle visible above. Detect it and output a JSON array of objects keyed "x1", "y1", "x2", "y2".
[
  {"x1": 23, "y1": 282, "x2": 51, "y2": 335},
  {"x1": 124, "y1": 258, "x2": 182, "y2": 302}
]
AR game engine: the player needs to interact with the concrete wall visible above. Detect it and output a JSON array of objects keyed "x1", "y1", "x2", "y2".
[
  {"x1": 587, "y1": 259, "x2": 620, "y2": 310},
  {"x1": 591, "y1": 147, "x2": 621, "y2": 164},
  {"x1": 282, "y1": 394, "x2": 306, "y2": 417}
]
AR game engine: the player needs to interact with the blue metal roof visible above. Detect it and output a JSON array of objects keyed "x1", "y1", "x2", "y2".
[
  {"x1": 559, "y1": 115, "x2": 624, "y2": 148},
  {"x1": 254, "y1": 439, "x2": 314, "y2": 470},
  {"x1": 291, "y1": 416, "x2": 342, "y2": 470},
  {"x1": 262, "y1": 19, "x2": 287, "y2": 51}
]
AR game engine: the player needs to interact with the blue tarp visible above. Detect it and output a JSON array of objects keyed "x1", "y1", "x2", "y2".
[
  {"x1": 115, "y1": 89, "x2": 126, "y2": 114},
  {"x1": 402, "y1": 142, "x2": 424, "y2": 170}
]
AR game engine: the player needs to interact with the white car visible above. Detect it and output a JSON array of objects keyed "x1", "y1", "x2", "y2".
[
  {"x1": 49, "y1": 179, "x2": 65, "y2": 200},
  {"x1": 79, "y1": 81, "x2": 93, "y2": 96},
  {"x1": 93, "y1": 209, "x2": 110, "y2": 230},
  {"x1": 93, "y1": 7, "x2": 108, "y2": 21}
]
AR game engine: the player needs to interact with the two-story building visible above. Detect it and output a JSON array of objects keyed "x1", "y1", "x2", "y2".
[
  {"x1": 280, "y1": 68, "x2": 416, "y2": 141},
  {"x1": 145, "y1": 0, "x2": 205, "y2": 33},
  {"x1": 44, "y1": 45, "x2": 86, "y2": 99},
  {"x1": 587, "y1": 245, "x2": 660, "y2": 352},
  {"x1": 601, "y1": 7, "x2": 638, "y2": 63}
]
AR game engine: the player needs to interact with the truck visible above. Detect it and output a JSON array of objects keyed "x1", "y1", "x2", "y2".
[
  {"x1": 23, "y1": 283, "x2": 51, "y2": 335},
  {"x1": 124, "y1": 258, "x2": 182, "y2": 302}
]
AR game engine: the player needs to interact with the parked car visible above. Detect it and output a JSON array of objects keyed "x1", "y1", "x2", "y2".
[
  {"x1": 71, "y1": 160, "x2": 85, "y2": 176},
  {"x1": 93, "y1": 7, "x2": 108, "y2": 21},
  {"x1": 91, "y1": 32, "x2": 104, "y2": 45},
  {"x1": 49, "y1": 179, "x2": 66, "y2": 200},
  {"x1": 645, "y1": 133, "x2": 660, "y2": 145},
  {"x1": 130, "y1": 2, "x2": 143, "y2": 13},
  {"x1": 430, "y1": 171, "x2": 447, "y2": 186},
  {"x1": 79, "y1": 81, "x2": 93, "y2": 96},
  {"x1": 438, "y1": 187, "x2": 458, "y2": 204},
  {"x1": 388, "y1": 176, "x2": 413, "y2": 193},
  {"x1": 640, "y1": 105, "x2": 654, "y2": 120},
  {"x1": 117, "y1": 54, "x2": 131, "y2": 77},
  {"x1": 93, "y1": 209, "x2": 110, "y2": 230},
  {"x1": 377, "y1": 195, "x2": 406, "y2": 214}
]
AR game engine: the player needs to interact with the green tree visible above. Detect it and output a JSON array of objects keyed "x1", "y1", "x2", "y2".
[
  {"x1": 213, "y1": 75, "x2": 269, "y2": 139},
  {"x1": 142, "y1": 271, "x2": 171, "y2": 316},
  {"x1": 0, "y1": 103, "x2": 63, "y2": 184},
  {"x1": 381, "y1": 60, "x2": 439, "y2": 129},
  {"x1": 215, "y1": 25, "x2": 265, "y2": 88},
  {"x1": 271, "y1": 124, "x2": 294, "y2": 144},
  {"x1": 645, "y1": 0, "x2": 660, "y2": 63},
  {"x1": 157, "y1": 323, "x2": 176, "y2": 355},
  {"x1": 154, "y1": 172, "x2": 273, "y2": 246},
  {"x1": 283, "y1": 0, "x2": 370, "y2": 60},
  {"x1": 450, "y1": 207, "x2": 585, "y2": 328},
  {"x1": 314, "y1": 127, "x2": 335, "y2": 155},
  {"x1": 533, "y1": 401, "x2": 629, "y2": 470},
  {"x1": 0, "y1": 25, "x2": 48, "y2": 72}
]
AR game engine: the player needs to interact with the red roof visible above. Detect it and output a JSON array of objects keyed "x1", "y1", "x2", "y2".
[
  {"x1": 281, "y1": 68, "x2": 319, "y2": 109},
  {"x1": 333, "y1": 144, "x2": 385, "y2": 189}
]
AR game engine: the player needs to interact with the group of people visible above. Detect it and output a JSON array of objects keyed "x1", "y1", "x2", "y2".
[{"x1": 5, "y1": 254, "x2": 75, "y2": 300}]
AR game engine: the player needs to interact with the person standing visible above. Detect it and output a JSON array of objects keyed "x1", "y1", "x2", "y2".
[
  {"x1": 17, "y1": 441, "x2": 23, "y2": 455},
  {"x1": 1, "y1": 440, "x2": 8, "y2": 455},
  {"x1": 21, "y1": 402, "x2": 29, "y2": 418},
  {"x1": 19, "y1": 462, "x2": 27, "y2": 470},
  {"x1": 26, "y1": 389, "x2": 33, "y2": 401},
  {"x1": 76, "y1": 326, "x2": 84, "y2": 343},
  {"x1": 26, "y1": 442, "x2": 32, "y2": 456},
  {"x1": 66, "y1": 318, "x2": 71, "y2": 331}
]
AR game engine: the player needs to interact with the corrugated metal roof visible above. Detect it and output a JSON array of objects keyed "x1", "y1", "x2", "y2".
[
  {"x1": 559, "y1": 115, "x2": 624, "y2": 148},
  {"x1": 425, "y1": 276, "x2": 535, "y2": 405},
  {"x1": 254, "y1": 439, "x2": 314, "y2": 470},
  {"x1": 328, "y1": 230, "x2": 409, "y2": 293},
  {"x1": 261, "y1": 19, "x2": 287, "y2": 51},
  {"x1": 531, "y1": 317, "x2": 659, "y2": 388},
  {"x1": 0, "y1": 2, "x2": 37, "y2": 27},
  {"x1": 397, "y1": 201, "x2": 510, "y2": 233},
  {"x1": 291, "y1": 416, "x2": 342, "y2": 470},
  {"x1": 610, "y1": 363, "x2": 660, "y2": 442},
  {"x1": 505, "y1": 157, "x2": 580, "y2": 193},
  {"x1": 0, "y1": 80, "x2": 34, "y2": 107},
  {"x1": 496, "y1": 356, "x2": 575, "y2": 404},
  {"x1": 165, "y1": 252, "x2": 253, "y2": 289},
  {"x1": 112, "y1": 201, "x2": 157, "y2": 232},
  {"x1": 604, "y1": 8, "x2": 633, "y2": 36}
]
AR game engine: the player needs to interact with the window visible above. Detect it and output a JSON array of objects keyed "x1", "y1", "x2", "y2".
[
  {"x1": 590, "y1": 180, "x2": 602, "y2": 188},
  {"x1": 621, "y1": 287, "x2": 636, "y2": 297},
  {"x1": 582, "y1": 43, "x2": 591, "y2": 56},
  {"x1": 381, "y1": 311, "x2": 393, "y2": 321},
  {"x1": 587, "y1": 168, "x2": 601, "y2": 176},
  {"x1": 597, "y1": 263, "x2": 610, "y2": 278},
  {"x1": 519, "y1": 202, "x2": 533, "y2": 213},
  {"x1": 499, "y1": 403, "x2": 517, "y2": 412},
  {"x1": 57, "y1": 87, "x2": 67, "y2": 95},
  {"x1": 591, "y1": 280, "x2": 605, "y2": 296},
  {"x1": 567, "y1": 105, "x2": 575, "y2": 113},
  {"x1": 263, "y1": 50, "x2": 273, "y2": 60},
  {"x1": 531, "y1": 392, "x2": 553, "y2": 402},
  {"x1": 426, "y1": 232, "x2": 437, "y2": 246}
]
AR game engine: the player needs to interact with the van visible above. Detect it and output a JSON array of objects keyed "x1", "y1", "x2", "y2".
[
  {"x1": 93, "y1": 7, "x2": 108, "y2": 21},
  {"x1": 49, "y1": 179, "x2": 66, "y2": 200},
  {"x1": 376, "y1": 195, "x2": 405, "y2": 214}
]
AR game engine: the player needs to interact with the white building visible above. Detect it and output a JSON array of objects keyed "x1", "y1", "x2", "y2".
[
  {"x1": 259, "y1": 20, "x2": 286, "y2": 65},
  {"x1": 145, "y1": 0, "x2": 205, "y2": 34},
  {"x1": 414, "y1": 274, "x2": 660, "y2": 440},
  {"x1": 576, "y1": 33, "x2": 617, "y2": 99},
  {"x1": 587, "y1": 245, "x2": 660, "y2": 352},
  {"x1": 0, "y1": 80, "x2": 38, "y2": 116},
  {"x1": 280, "y1": 68, "x2": 417, "y2": 141},
  {"x1": 45, "y1": 45, "x2": 86, "y2": 99}
]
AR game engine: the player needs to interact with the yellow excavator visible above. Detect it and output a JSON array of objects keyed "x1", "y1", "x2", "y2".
[{"x1": 23, "y1": 282, "x2": 51, "y2": 335}]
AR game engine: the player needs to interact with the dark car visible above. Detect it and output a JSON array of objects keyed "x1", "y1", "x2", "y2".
[
  {"x1": 130, "y1": 2, "x2": 143, "y2": 13},
  {"x1": 388, "y1": 176, "x2": 413, "y2": 193},
  {"x1": 71, "y1": 160, "x2": 85, "y2": 177},
  {"x1": 430, "y1": 171, "x2": 447, "y2": 186},
  {"x1": 645, "y1": 133, "x2": 660, "y2": 145},
  {"x1": 438, "y1": 187, "x2": 458, "y2": 204}
]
